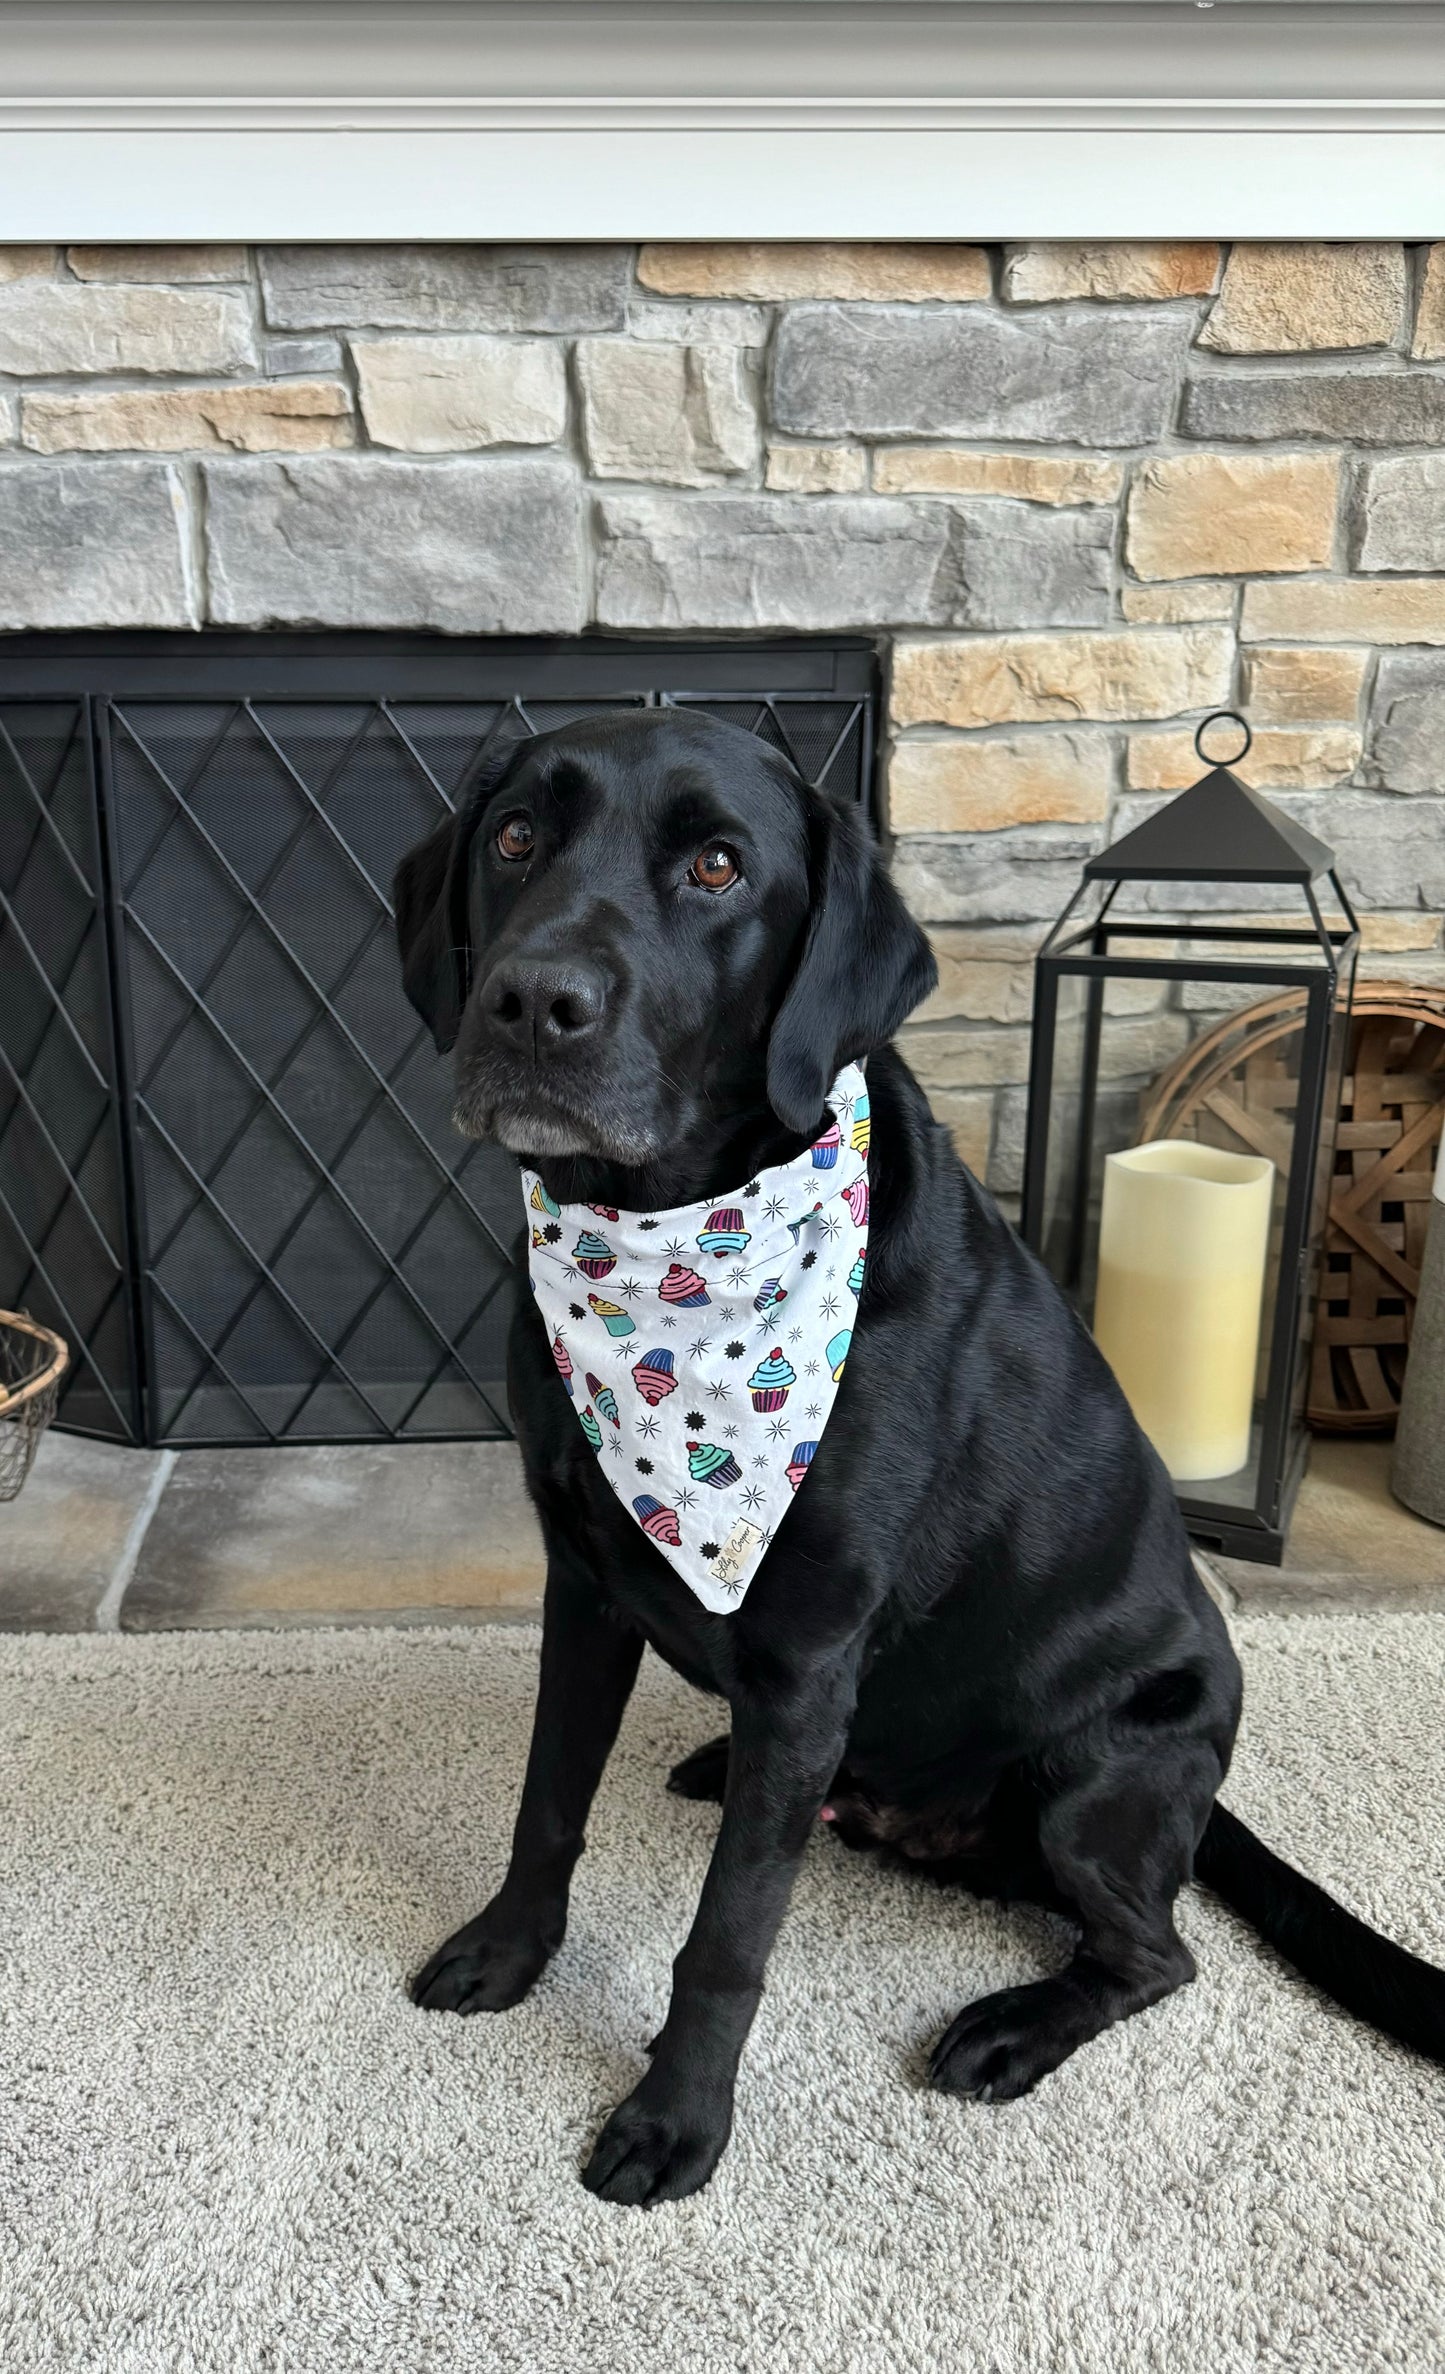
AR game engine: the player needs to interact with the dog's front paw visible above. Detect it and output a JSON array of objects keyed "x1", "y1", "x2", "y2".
[
  {"x1": 581, "y1": 2077, "x2": 733, "y2": 2207},
  {"x1": 409, "y1": 1907, "x2": 557, "y2": 2015}
]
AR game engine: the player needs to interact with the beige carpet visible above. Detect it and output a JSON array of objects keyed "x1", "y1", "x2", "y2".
[{"x1": 0, "y1": 1614, "x2": 1442, "y2": 2374}]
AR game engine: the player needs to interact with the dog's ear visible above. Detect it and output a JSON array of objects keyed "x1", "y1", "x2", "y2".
[
  {"x1": 766, "y1": 792, "x2": 936, "y2": 1133},
  {"x1": 392, "y1": 742, "x2": 522, "y2": 1053}
]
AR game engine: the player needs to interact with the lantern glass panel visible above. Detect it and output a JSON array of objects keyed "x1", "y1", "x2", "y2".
[{"x1": 1024, "y1": 894, "x2": 1357, "y2": 1562}]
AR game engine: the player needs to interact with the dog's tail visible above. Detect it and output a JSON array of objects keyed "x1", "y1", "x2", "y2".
[{"x1": 1195, "y1": 1801, "x2": 1445, "y2": 2063}]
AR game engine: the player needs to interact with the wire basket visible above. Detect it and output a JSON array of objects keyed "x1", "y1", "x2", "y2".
[{"x1": 0, "y1": 1311, "x2": 69, "y2": 1503}]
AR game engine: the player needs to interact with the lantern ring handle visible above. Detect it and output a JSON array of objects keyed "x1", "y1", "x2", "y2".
[{"x1": 1194, "y1": 710, "x2": 1252, "y2": 768}]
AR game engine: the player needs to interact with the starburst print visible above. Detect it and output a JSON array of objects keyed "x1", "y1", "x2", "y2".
[
  {"x1": 805, "y1": 1401, "x2": 822, "y2": 1420},
  {"x1": 638, "y1": 1217, "x2": 659, "y2": 1231},
  {"x1": 751, "y1": 1457, "x2": 768, "y2": 1473},
  {"x1": 635, "y1": 1457, "x2": 653, "y2": 1474},
  {"x1": 744, "y1": 1181, "x2": 761, "y2": 1198},
  {"x1": 742, "y1": 1484, "x2": 766, "y2": 1511},
  {"x1": 804, "y1": 1359, "x2": 821, "y2": 1378},
  {"x1": 636, "y1": 1414, "x2": 660, "y2": 1439},
  {"x1": 687, "y1": 1337, "x2": 713, "y2": 1362},
  {"x1": 766, "y1": 1416, "x2": 789, "y2": 1442},
  {"x1": 722, "y1": 1423, "x2": 739, "y2": 1440},
  {"x1": 725, "y1": 1340, "x2": 746, "y2": 1359},
  {"x1": 763, "y1": 1195, "x2": 786, "y2": 1221},
  {"x1": 821, "y1": 1213, "x2": 842, "y2": 1241},
  {"x1": 788, "y1": 1326, "x2": 803, "y2": 1344},
  {"x1": 726, "y1": 1268, "x2": 750, "y2": 1292},
  {"x1": 616, "y1": 1276, "x2": 643, "y2": 1301},
  {"x1": 569, "y1": 1303, "x2": 586, "y2": 1321},
  {"x1": 820, "y1": 1293, "x2": 841, "y2": 1320},
  {"x1": 701, "y1": 1541, "x2": 720, "y2": 1560},
  {"x1": 706, "y1": 1379, "x2": 731, "y2": 1404},
  {"x1": 660, "y1": 1311, "x2": 678, "y2": 1329},
  {"x1": 677, "y1": 1485, "x2": 698, "y2": 1511},
  {"x1": 801, "y1": 1251, "x2": 817, "y2": 1270},
  {"x1": 685, "y1": 1410, "x2": 705, "y2": 1429},
  {"x1": 665, "y1": 1238, "x2": 688, "y2": 1260}
]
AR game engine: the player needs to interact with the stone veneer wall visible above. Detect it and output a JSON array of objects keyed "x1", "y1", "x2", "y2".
[{"x1": 1, "y1": 237, "x2": 1443, "y2": 1204}]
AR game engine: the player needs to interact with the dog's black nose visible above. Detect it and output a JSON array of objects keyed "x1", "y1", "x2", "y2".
[{"x1": 484, "y1": 957, "x2": 607, "y2": 1051}]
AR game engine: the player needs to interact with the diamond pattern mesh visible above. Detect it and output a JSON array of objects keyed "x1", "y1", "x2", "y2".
[{"x1": 0, "y1": 663, "x2": 874, "y2": 1447}]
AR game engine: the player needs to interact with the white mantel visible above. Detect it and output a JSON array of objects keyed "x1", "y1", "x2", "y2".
[{"x1": 0, "y1": 2, "x2": 1442, "y2": 239}]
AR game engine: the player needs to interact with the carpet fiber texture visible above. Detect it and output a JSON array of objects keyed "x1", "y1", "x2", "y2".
[{"x1": 1, "y1": 1613, "x2": 1442, "y2": 2373}]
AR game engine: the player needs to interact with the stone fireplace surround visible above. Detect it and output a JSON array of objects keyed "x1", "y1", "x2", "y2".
[{"x1": 0, "y1": 234, "x2": 1443, "y2": 1210}]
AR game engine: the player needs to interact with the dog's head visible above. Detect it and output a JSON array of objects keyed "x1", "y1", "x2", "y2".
[{"x1": 393, "y1": 708, "x2": 934, "y2": 1167}]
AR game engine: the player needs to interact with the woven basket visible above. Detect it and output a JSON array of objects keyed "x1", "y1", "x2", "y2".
[
  {"x1": 0, "y1": 1311, "x2": 68, "y2": 1502},
  {"x1": 1138, "y1": 985, "x2": 1445, "y2": 1433}
]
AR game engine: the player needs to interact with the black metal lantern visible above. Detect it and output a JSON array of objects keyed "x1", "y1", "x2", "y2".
[{"x1": 1021, "y1": 713, "x2": 1359, "y2": 1564}]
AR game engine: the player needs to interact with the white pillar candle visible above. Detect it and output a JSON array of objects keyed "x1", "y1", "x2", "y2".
[{"x1": 1093, "y1": 1139, "x2": 1275, "y2": 1483}]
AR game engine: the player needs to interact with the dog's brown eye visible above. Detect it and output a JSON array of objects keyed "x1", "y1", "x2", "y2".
[
  {"x1": 690, "y1": 844, "x2": 739, "y2": 893},
  {"x1": 496, "y1": 815, "x2": 534, "y2": 862}
]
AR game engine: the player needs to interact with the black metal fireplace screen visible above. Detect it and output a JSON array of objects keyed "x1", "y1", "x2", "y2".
[{"x1": 0, "y1": 635, "x2": 878, "y2": 1448}]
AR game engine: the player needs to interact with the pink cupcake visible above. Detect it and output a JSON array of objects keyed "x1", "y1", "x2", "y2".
[{"x1": 660, "y1": 1263, "x2": 710, "y2": 1309}]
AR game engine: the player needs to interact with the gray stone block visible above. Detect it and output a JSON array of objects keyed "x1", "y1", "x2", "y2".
[
  {"x1": 204, "y1": 455, "x2": 585, "y2": 632},
  {"x1": 1282, "y1": 789, "x2": 1445, "y2": 909},
  {"x1": 0, "y1": 459, "x2": 190, "y2": 627},
  {"x1": 1365, "y1": 653, "x2": 1445, "y2": 794},
  {"x1": 259, "y1": 244, "x2": 630, "y2": 332},
  {"x1": 1181, "y1": 372, "x2": 1445, "y2": 445},
  {"x1": 594, "y1": 493, "x2": 1111, "y2": 630},
  {"x1": 1358, "y1": 455, "x2": 1445, "y2": 571},
  {"x1": 771, "y1": 305, "x2": 1189, "y2": 444},
  {"x1": 263, "y1": 334, "x2": 345, "y2": 376},
  {"x1": 954, "y1": 502, "x2": 1112, "y2": 630},
  {"x1": 890, "y1": 827, "x2": 1101, "y2": 924}
]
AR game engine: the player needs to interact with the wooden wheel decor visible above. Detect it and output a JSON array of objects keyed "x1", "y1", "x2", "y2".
[
  {"x1": 1138, "y1": 985, "x2": 1445, "y2": 1433},
  {"x1": 0, "y1": 1310, "x2": 68, "y2": 1502}
]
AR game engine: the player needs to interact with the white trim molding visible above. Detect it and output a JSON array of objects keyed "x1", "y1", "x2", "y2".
[{"x1": 2, "y1": 3, "x2": 1444, "y2": 238}]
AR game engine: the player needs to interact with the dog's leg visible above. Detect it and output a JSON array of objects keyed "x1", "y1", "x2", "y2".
[
  {"x1": 929, "y1": 1744, "x2": 1215, "y2": 2102},
  {"x1": 583, "y1": 1663, "x2": 856, "y2": 2207},
  {"x1": 411, "y1": 1553, "x2": 642, "y2": 2015}
]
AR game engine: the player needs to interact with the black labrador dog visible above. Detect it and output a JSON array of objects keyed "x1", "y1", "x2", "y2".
[{"x1": 394, "y1": 708, "x2": 1443, "y2": 2207}]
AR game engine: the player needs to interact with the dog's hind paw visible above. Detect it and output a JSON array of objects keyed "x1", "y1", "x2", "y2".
[
  {"x1": 928, "y1": 1978, "x2": 1094, "y2": 2103},
  {"x1": 409, "y1": 1909, "x2": 556, "y2": 2015},
  {"x1": 666, "y1": 1735, "x2": 730, "y2": 1803}
]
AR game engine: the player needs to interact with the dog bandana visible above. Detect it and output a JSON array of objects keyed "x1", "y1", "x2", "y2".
[{"x1": 522, "y1": 1066, "x2": 871, "y2": 1614}]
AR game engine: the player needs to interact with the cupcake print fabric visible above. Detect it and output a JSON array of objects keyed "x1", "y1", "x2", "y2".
[{"x1": 522, "y1": 1064, "x2": 871, "y2": 1613}]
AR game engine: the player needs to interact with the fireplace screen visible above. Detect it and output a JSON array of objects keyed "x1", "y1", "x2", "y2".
[{"x1": 0, "y1": 636, "x2": 877, "y2": 1448}]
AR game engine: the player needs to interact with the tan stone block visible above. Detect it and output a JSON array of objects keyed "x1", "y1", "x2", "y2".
[
  {"x1": 579, "y1": 339, "x2": 756, "y2": 485},
  {"x1": 1094, "y1": 1010, "x2": 1191, "y2": 1078},
  {"x1": 929, "y1": 1086, "x2": 995, "y2": 1176},
  {"x1": 1003, "y1": 242, "x2": 1220, "y2": 303},
  {"x1": 637, "y1": 242, "x2": 991, "y2": 303},
  {"x1": 1359, "y1": 913, "x2": 1442, "y2": 953},
  {"x1": 891, "y1": 627, "x2": 1233, "y2": 730},
  {"x1": 1121, "y1": 581, "x2": 1234, "y2": 624},
  {"x1": 1242, "y1": 579, "x2": 1445, "y2": 643},
  {"x1": 0, "y1": 394, "x2": 14, "y2": 445},
  {"x1": 917, "y1": 924, "x2": 1047, "y2": 1024},
  {"x1": 873, "y1": 449, "x2": 1123, "y2": 505},
  {"x1": 352, "y1": 335, "x2": 566, "y2": 451},
  {"x1": 0, "y1": 283, "x2": 254, "y2": 375},
  {"x1": 888, "y1": 731, "x2": 1113, "y2": 834},
  {"x1": 67, "y1": 245, "x2": 249, "y2": 283},
  {"x1": 1411, "y1": 244, "x2": 1445, "y2": 359},
  {"x1": 1241, "y1": 644, "x2": 1369, "y2": 723},
  {"x1": 1358, "y1": 949, "x2": 1445, "y2": 987},
  {"x1": 902, "y1": 1026, "x2": 1033, "y2": 1091},
  {"x1": 22, "y1": 382, "x2": 354, "y2": 455},
  {"x1": 1127, "y1": 726, "x2": 1360, "y2": 792},
  {"x1": 0, "y1": 248, "x2": 54, "y2": 283},
  {"x1": 1126, "y1": 452, "x2": 1340, "y2": 581},
  {"x1": 764, "y1": 443, "x2": 865, "y2": 493},
  {"x1": 1200, "y1": 242, "x2": 1406, "y2": 354}
]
